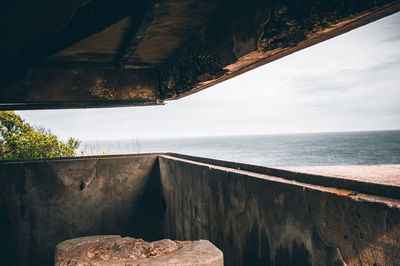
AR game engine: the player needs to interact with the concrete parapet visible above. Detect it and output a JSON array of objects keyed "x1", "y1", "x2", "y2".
[
  {"x1": 1, "y1": 153, "x2": 399, "y2": 266},
  {"x1": 159, "y1": 154, "x2": 400, "y2": 266}
]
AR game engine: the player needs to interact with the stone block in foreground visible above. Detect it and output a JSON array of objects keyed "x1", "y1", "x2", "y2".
[{"x1": 55, "y1": 235, "x2": 223, "y2": 266}]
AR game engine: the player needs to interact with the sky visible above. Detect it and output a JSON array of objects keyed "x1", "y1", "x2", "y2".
[{"x1": 18, "y1": 12, "x2": 400, "y2": 140}]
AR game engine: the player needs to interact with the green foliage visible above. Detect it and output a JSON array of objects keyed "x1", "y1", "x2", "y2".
[{"x1": 0, "y1": 111, "x2": 79, "y2": 160}]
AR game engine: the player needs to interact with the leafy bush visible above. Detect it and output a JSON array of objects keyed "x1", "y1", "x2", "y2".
[{"x1": 0, "y1": 111, "x2": 79, "y2": 160}]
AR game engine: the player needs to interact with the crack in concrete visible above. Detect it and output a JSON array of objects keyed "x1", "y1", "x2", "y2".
[{"x1": 79, "y1": 160, "x2": 98, "y2": 191}]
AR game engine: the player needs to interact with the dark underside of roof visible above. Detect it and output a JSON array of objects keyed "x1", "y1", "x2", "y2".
[{"x1": 1, "y1": 0, "x2": 399, "y2": 110}]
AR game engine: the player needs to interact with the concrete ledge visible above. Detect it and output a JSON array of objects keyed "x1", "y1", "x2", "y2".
[
  {"x1": 166, "y1": 153, "x2": 400, "y2": 199},
  {"x1": 159, "y1": 154, "x2": 400, "y2": 266}
]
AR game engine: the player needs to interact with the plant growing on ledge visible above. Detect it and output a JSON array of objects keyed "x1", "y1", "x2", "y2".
[{"x1": 0, "y1": 111, "x2": 79, "y2": 160}]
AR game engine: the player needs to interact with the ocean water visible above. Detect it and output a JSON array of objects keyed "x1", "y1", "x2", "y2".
[{"x1": 78, "y1": 130, "x2": 400, "y2": 167}]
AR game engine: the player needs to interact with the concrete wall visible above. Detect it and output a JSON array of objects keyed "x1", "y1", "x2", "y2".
[
  {"x1": 159, "y1": 155, "x2": 400, "y2": 266},
  {"x1": 1, "y1": 153, "x2": 399, "y2": 266},
  {"x1": 0, "y1": 154, "x2": 165, "y2": 266}
]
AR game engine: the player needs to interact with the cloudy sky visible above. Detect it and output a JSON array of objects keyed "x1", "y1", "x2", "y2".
[{"x1": 18, "y1": 12, "x2": 400, "y2": 140}]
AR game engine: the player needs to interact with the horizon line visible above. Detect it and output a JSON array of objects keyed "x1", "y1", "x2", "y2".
[{"x1": 76, "y1": 128, "x2": 400, "y2": 142}]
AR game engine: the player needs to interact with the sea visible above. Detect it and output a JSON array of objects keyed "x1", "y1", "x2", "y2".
[{"x1": 78, "y1": 130, "x2": 400, "y2": 168}]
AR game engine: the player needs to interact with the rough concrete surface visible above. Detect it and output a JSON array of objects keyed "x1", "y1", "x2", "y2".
[
  {"x1": 159, "y1": 155, "x2": 400, "y2": 266},
  {"x1": 1, "y1": 153, "x2": 400, "y2": 266},
  {"x1": 1, "y1": 0, "x2": 400, "y2": 109},
  {"x1": 0, "y1": 154, "x2": 165, "y2": 266},
  {"x1": 55, "y1": 235, "x2": 223, "y2": 266}
]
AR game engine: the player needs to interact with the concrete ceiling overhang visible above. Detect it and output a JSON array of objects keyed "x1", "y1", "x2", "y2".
[{"x1": 1, "y1": 0, "x2": 399, "y2": 110}]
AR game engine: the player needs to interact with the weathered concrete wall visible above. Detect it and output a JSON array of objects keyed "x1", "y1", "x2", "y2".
[
  {"x1": 0, "y1": 154, "x2": 166, "y2": 266},
  {"x1": 159, "y1": 155, "x2": 400, "y2": 266},
  {"x1": 1, "y1": 153, "x2": 400, "y2": 266}
]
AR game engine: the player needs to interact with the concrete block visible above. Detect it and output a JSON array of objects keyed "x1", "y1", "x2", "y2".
[{"x1": 55, "y1": 235, "x2": 223, "y2": 266}]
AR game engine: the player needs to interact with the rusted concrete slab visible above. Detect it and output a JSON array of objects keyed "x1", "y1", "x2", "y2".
[{"x1": 1, "y1": 0, "x2": 399, "y2": 109}]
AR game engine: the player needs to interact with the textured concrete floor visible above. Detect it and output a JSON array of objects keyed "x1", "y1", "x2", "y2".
[{"x1": 284, "y1": 164, "x2": 400, "y2": 186}]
